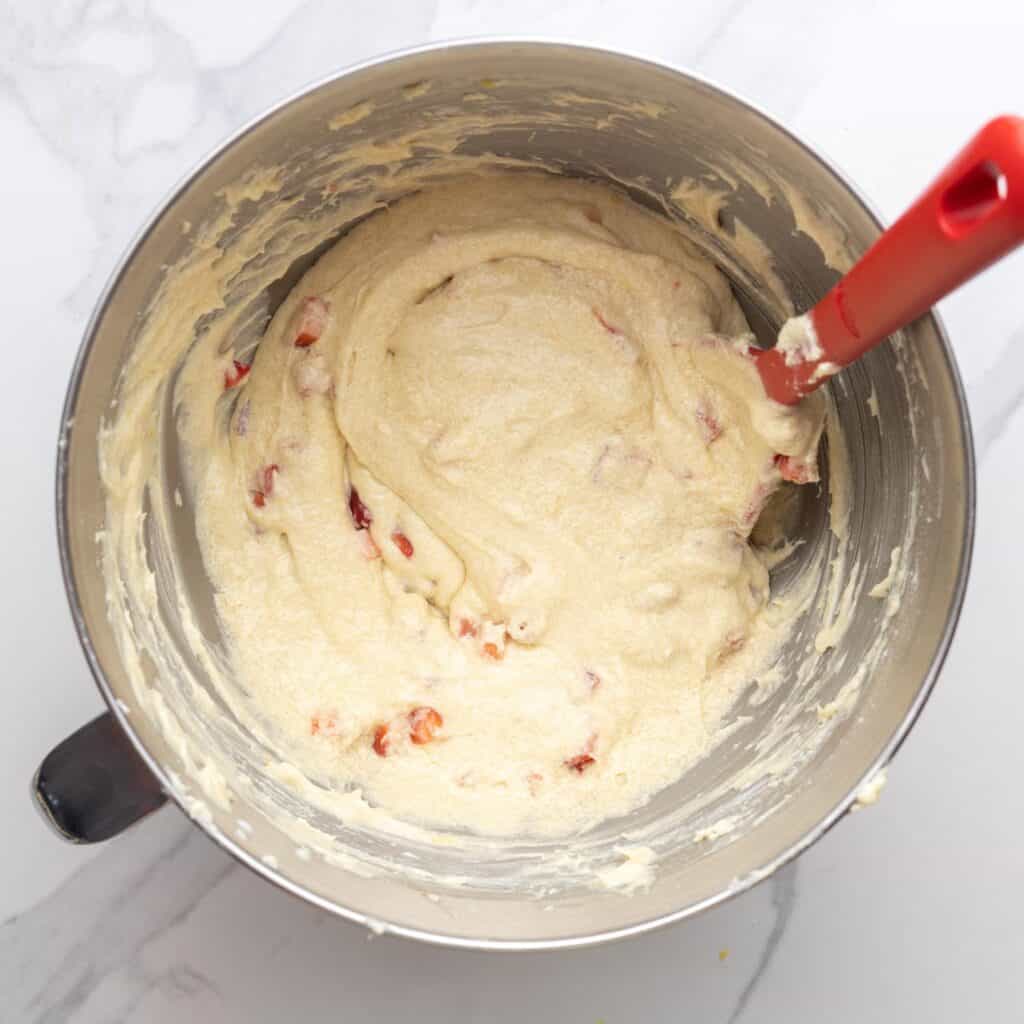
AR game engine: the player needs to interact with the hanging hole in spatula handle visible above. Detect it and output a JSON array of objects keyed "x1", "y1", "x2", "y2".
[
  {"x1": 810, "y1": 115, "x2": 1024, "y2": 369},
  {"x1": 939, "y1": 159, "x2": 1008, "y2": 236}
]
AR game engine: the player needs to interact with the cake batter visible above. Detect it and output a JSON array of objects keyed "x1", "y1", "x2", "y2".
[{"x1": 174, "y1": 175, "x2": 825, "y2": 838}]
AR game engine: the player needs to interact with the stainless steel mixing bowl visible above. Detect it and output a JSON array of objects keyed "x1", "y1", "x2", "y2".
[{"x1": 39, "y1": 40, "x2": 974, "y2": 949}]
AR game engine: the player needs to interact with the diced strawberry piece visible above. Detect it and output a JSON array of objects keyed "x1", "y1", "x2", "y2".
[
  {"x1": 718, "y1": 632, "x2": 746, "y2": 663},
  {"x1": 565, "y1": 753, "x2": 595, "y2": 773},
  {"x1": 391, "y1": 530, "x2": 414, "y2": 558},
  {"x1": 479, "y1": 620, "x2": 507, "y2": 661},
  {"x1": 696, "y1": 400, "x2": 723, "y2": 444},
  {"x1": 527, "y1": 772, "x2": 544, "y2": 796},
  {"x1": 311, "y1": 711, "x2": 340, "y2": 737},
  {"x1": 348, "y1": 487, "x2": 372, "y2": 529},
  {"x1": 372, "y1": 725, "x2": 390, "y2": 757},
  {"x1": 592, "y1": 308, "x2": 623, "y2": 336},
  {"x1": 252, "y1": 465, "x2": 279, "y2": 508},
  {"x1": 293, "y1": 296, "x2": 329, "y2": 347},
  {"x1": 408, "y1": 706, "x2": 442, "y2": 745},
  {"x1": 224, "y1": 359, "x2": 251, "y2": 389},
  {"x1": 458, "y1": 618, "x2": 478, "y2": 638},
  {"x1": 741, "y1": 480, "x2": 770, "y2": 528},
  {"x1": 774, "y1": 453, "x2": 816, "y2": 484}
]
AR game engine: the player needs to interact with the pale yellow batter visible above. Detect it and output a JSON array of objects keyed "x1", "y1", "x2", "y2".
[{"x1": 175, "y1": 175, "x2": 824, "y2": 838}]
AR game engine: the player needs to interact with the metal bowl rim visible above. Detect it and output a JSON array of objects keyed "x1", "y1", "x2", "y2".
[{"x1": 54, "y1": 36, "x2": 977, "y2": 951}]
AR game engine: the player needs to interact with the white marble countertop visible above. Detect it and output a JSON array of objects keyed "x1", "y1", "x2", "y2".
[{"x1": 3, "y1": 0, "x2": 1023, "y2": 1020}]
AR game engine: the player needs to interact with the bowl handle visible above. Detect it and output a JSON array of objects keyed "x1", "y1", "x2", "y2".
[{"x1": 32, "y1": 712, "x2": 167, "y2": 843}]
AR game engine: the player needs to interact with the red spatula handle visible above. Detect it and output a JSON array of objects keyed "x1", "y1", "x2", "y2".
[{"x1": 761, "y1": 115, "x2": 1024, "y2": 404}]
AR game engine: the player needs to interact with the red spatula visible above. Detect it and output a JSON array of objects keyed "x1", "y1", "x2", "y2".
[{"x1": 756, "y1": 115, "x2": 1024, "y2": 405}]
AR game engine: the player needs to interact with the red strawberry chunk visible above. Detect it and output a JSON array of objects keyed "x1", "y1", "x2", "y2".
[
  {"x1": 741, "y1": 481, "x2": 769, "y2": 529},
  {"x1": 565, "y1": 753, "x2": 595, "y2": 773},
  {"x1": 696, "y1": 400, "x2": 723, "y2": 444},
  {"x1": 348, "y1": 487, "x2": 372, "y2": 530},
  {"x1": 718, "y1": 631, "x2": 746, "y2": 662},
  {"x1": 408, "y1": 706, "x2": 442, "y2": 745},
  {"x1": 774, "y1": 453, "x2": 816, "y2": 485},
  {"x1": 458, "y1": 618, "x2": 478, "y2": 638},
  {"x1": 391, "y1": 530, "x2": 414, "y2": 558},
  {"x1": 592, "y1": 307, "x2": 623, "y2": 336},
  {"x1": 372, "y1": 725, "x2": 390, "y2": 757},
  {"x1": 293, "y1": 296, "x2": 329, "y2": 347},
  {"x1": 224, "y1": 359, "x2": 251, "y2": 389},
  {"x1": 251, "y1": 465, "x2": 278, "y2": 508},
  {"x1": 311, "y1": 710, "x2": 340, "y2": 737}
]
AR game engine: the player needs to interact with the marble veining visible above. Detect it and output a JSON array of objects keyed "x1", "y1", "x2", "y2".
[
  {"x1": 2, "y1": 0, "x2": 1023, "y2": 1020},
  {"x1": 727, "y1": 864, "x2": 799, "y2": 1024}
]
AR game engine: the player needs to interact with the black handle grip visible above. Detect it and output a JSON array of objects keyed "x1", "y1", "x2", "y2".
[{"x1": 33, "y1": 711, "x2": 167, "y2": 843}]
